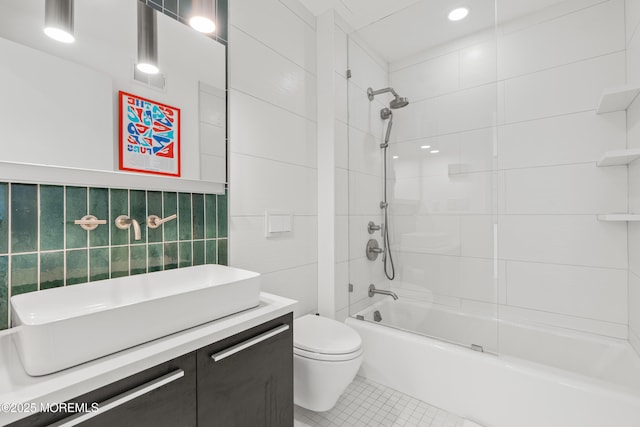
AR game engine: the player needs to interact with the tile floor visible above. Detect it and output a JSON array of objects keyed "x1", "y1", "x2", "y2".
[{"x1": 294, "y1": 376, "x2": 465, "y2": 427}]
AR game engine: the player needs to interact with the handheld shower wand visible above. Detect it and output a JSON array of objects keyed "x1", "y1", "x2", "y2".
[{"x1": 367, "y1": 87, "x2": 409, "y2": 281}]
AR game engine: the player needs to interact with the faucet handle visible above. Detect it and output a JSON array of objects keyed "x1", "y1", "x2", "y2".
[
  {"x1": 74, "y1": 215, "x2": 107, "y2": 231},
  {"x1": 147, "y1": 214, "x2": 177, "y2": 229}
]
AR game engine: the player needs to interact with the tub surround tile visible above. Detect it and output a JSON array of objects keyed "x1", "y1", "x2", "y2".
[
  {"x1": 11, "y1": 184, "x2": 38, "y2": 254},
  {"x1": 40, "y1": 252, "x2": 64, "y2": 290},
  {"x1": 40, "y1": 185, "x2": 64, "y2": 251}
]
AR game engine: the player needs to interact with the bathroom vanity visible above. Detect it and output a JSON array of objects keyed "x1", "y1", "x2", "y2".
[{"x1": 0, "y1": 293, "x2": 296, "y2": 427}]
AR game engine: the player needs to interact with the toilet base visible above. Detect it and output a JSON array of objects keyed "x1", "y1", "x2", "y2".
[{"x1": 293, "y1": 353, "x2": 363, "y2": 412}]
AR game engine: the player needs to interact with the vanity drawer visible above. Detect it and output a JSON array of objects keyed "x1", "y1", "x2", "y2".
[
  {"x1": 8, "y1": 352, "x2": 197, "y2": 427},
  {"x1": 197, "y1": 313, "x2": 293, "y2": 427}
]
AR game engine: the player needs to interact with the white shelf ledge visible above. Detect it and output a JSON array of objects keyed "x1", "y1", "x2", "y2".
[
  {"x1": 596, "y1": 86, "x2": 640, "y2": 114},
  {"x1": 597, "y1": 148, "x2": 640, "y2": 166},
  {"x1": 597, "y1": 214, "x2": 640, "y2": 222},
  {"x1": 0, "y1": 161, "x2": 226, "y2": 194}
]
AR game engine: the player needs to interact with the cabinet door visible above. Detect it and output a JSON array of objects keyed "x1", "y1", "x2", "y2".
[
  {"x1": 9, "y1": 352, "x2": 197, "y2": 427},
  {"x1": 197, "y1": 313, "x2": 293, "y2": 427}
]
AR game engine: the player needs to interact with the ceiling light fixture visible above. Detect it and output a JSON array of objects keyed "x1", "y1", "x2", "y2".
[
  {"x1": 448, "y1": 7, "x2": 469, "y2": 22},
  {"x1": 44, "y1": 0, "x2": 75, "y2": 44},
  {"x1": 189, "y1": 0, "x2": 216, "y2": 34},
  {"x1": 137, "y1": 2, "x2": 159, "y2": 75},
  {"x1": 420, "y1": 145, "x2": 431, "y2": 149}
]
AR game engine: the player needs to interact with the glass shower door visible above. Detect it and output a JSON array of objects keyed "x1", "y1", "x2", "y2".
[{"x1": 345, "y1": 1, "x2": 500, "y2": 354}]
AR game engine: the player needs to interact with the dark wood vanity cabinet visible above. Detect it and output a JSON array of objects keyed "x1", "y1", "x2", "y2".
[
  {"x1": 8, "y1": 352, "x2": 197, "y2": 427},
  {"x1": 7, "y1": 313, "x2": 293, "y2": 427},
  {"x1": 197, "y1": 313, "x2": 293, "y2": 427}
]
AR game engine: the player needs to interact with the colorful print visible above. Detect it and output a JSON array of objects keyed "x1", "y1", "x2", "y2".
[{"x1": 119, "y1": 91, "x2": 181, "y2": 177}]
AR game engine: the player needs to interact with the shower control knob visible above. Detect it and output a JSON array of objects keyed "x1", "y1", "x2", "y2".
[{"x1": 368, "y1": 221, "x2": 382, "y2": 234}]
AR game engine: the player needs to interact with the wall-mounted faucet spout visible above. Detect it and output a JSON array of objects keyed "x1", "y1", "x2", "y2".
[
  {"x1": 115, "y1": 215, "x2": 142, "y2": 240},
  {"x1": 368, "y1": 284, "x2": 398, "y2": 301}
]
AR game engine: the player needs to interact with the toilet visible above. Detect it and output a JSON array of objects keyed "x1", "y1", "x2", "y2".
[{"x1": 293, "y1": 314, "x2": 363, "y2": 412}]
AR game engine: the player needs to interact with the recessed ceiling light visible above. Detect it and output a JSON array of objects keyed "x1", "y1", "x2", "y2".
[
  {"x1": 448, "y1": 7, "x2": 469, "y2": 21},
  {"x1": 430, "y1": 149, "x2": 440, "y2": 154},
  {"x1": 393, "y1": 156, "x2": 399, "y2": 159},
  {"x1": 420, "y1": 145, "x2": 431, "y2": 149}
]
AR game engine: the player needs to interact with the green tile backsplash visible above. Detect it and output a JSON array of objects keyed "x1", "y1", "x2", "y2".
[{"x1": 0, "y1": 183, "x2": 228, "y2": 329}]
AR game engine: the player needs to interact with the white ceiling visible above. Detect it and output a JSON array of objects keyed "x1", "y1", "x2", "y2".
[{"x1": 298, "y1": 0, "x2": 573, "y2": 62}]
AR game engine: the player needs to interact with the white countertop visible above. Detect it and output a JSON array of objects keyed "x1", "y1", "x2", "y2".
[{"x1": 0, "y1": 292, "x2": 297, "y2": 425}]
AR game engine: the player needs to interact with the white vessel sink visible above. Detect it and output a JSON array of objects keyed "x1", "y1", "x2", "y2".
[{"x1": 10, "y1": 265, "x2": 260, "y2": 376}]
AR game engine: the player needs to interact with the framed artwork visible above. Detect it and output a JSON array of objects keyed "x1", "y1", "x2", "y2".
[{"x1": 119, "y1": 91, "x2": 181, "y2": 177}]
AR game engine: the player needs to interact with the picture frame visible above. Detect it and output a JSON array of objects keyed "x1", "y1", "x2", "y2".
[{"x1": 119, "y1": 91, "x2": 181, "y2": 177}]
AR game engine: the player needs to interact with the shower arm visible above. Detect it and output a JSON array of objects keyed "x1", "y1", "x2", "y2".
[{"x1": 367, "y1": 87, "x2": 399, "y2": 101}]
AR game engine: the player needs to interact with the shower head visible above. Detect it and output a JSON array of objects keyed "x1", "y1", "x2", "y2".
[
  {"x1": 367, "y1": 87, "x2": 409, "y2": 109},
  {"x1": 390, "y1": 96, "x2": 409, "y2": 109}
]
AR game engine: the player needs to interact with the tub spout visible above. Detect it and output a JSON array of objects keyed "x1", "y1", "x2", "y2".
[{"x1": 368, "y1": 284, "x2": 398, "y2": 300}]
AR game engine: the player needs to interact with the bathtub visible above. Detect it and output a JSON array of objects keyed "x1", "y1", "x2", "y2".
[{"x1": 346, "y1": 299, "x2": 640, "y2": 427}]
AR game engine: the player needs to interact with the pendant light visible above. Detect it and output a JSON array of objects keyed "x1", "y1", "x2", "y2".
[
  {"x1": 189, "y1": 0, "x2": 216, "y2": 34},
  {"x1": 137, "y1": 2, "x2": 159, "y2": 75},
  {"x1": 44, "y1": 0, "x2": 75, "y2": 43}
]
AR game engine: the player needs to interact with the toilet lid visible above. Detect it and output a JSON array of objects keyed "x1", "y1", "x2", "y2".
[{"x1": 294, "y1": 315, "x2": 362, "y2": 355}]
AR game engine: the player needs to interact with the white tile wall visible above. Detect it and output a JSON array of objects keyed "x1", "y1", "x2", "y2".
[
  {"x1": 387, "y1": 0, "x2": 630, "y2": 341},
  {"x1": 229, "y1": 153, "x2": 317, "y2": 216},
  {"x1": 627, "y1": 0, "x2": 640, "y2": 357},
  {"x1": 497, "y1": 0, "x2": 625, "y2": 80},
  {"x1": 503, "y1": 52, "x2": 625, "y2": 123},
  {"x1": 506, "y1": 261, "x2": 628, "y2": 324},
  {"x1": 229, "y1": 89, "x2": 317, "y2": 168},
  {"x1": 229, "y1": 26, "x2": 316, "y2": 121},
  {"x1": 498, "y1": 215, "x2": 627, "y2": 269},
  {"x1": 228, "y1": 0, "x2": 318, "y2": 316},
  {"x1": 497, "y1": 111, "x2": 627, "y2": 170},
  {"x1": 230, "y1": 0, "x2": 316, "y2": 72},
  {"x1": 504, "y1": 163, "x2": 627, "y2": 214}
]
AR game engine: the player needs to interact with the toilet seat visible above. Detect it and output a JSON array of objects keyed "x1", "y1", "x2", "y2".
[
  {"x1": 294, "y1": 346, "x2": 363, "y2": 362},
  {"x1": 294, "y1": 315, "x2": 362, "y2": 361}
]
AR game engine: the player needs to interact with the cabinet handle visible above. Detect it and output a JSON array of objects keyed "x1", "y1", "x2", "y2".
[
  {"x1": 49, "y1": 369, "x2": 185, "y2": 427},
  {"x1": 211, "y1": 324, "x2": 290, "y2": 362}
]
